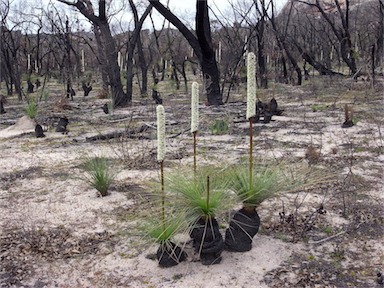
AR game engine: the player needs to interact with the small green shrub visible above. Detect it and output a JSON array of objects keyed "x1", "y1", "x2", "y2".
[
  {"x1": 24, "y1": 100, "x2": 38, "y2": 119},
  {"x1": 210, "y1": 119, "x2": 229, "y2": 135},
  {"x1": 311, "y1": 104, "x2": 328, "y2": 112},
  {"x1": 82, "y1": 156, "x2": 116, "y2": 197}
]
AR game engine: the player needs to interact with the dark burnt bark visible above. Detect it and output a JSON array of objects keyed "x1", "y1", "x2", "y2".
[
  {"x1": 297, "y1": 0, "x2": 357, "y2": 75},
  {"x1": 190, "y1": 217, "x2": 223, "y2": 265},
  {"x1": 225, "y1": 207, "x2": 260, "y2": 252},
  {"x1": 94, "y1": 25, "x2": 109, "y2": 92},
  {"x1": 196, "y1": 1, "x2": 222, "y2": 105},
  {"x1": 296, "y1": 45, "x2": 343, "y2": 76},
  {"x1": 57, "y1": 0, "x2": 127, "y2": 107},
  {"x1": 255, "y1": 0, "x2": 268, "y2": 89},
  {"x1": 156, "y1": 242, "x2": 187, "y2": 267},
  {"x1": 149, "y1": 0, "x2": 223, "y2": 105},
  {"x1": 268, "y1": 1, "x2": 302, "y2": 85},
  {"x1": 0, "y1": 26, "x2": 23, "y2": 100},
  {"x1": 126, "y1": 1, "x2": 152, "y2": 102}
]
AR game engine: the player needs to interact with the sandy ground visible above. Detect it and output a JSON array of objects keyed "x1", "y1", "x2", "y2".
[{"x1": 0, "y1": 79, "x2": 383, "y2": 287}]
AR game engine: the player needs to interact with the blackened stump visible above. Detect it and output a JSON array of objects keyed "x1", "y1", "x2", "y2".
[
  {"x1": 35, "y1": 79, "x2": 41, "y2": 89},
  {"x1": 35, "y1": 124, "x2": 45, "y2": 138},
  {"x1": 342, "y1": 120, "x2": 354, "y2": 128},
  {"x1": 27, "y1": 80, "x2": 34, "y2": 93},
  {"x1": 225, "y1": 207, "x2": 260, "y2": 252},
  {"x1": 56, "y1": 117, "x2": 69, "y2": 133},
  {"x1": 190, "y1": 217, "x2": 224, "y2": 265},
  {"x1": 270, "y1": 98, "x2": 284, "y2": 116},
  {"x1": 156, "y1": 242, "x2": 187, "y2": 268},
  {"x1": 263, "y1": 111, "x2": 272, "y2": 123},
  {"x1": 0, "y1": 99, "x2": 5, "y2": 114},
  {"x1": 82, "y1": 83, "x2": 92, "y2": 96},
  {"x1": 102, "y1": 104, "x2": 109, "y2": 114}
]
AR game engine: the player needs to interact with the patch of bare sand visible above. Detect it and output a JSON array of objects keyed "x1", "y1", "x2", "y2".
[
  {"x1": 0, "y1": 115, "x2": 36, "y2": 138},
  {"x1": 20, "y1": 235, "x2": 299, "y2": 288}
]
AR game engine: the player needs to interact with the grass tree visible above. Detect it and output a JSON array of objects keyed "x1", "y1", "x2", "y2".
[
  {"x1": 224, "y1": 51, "x2": 262, "y2": 252},
  {"x1": 167, "y1": 166, "x2": 234, "y2": 265},
  {"x1": 24, "y1": 100, "x2": 38, "y2": 119},
  {"x1": 142, "y1": 105, "x2": 187, "y2": 267},
  {"x1": 82, "y1": 156, "x2": 116, "y2": 197}
]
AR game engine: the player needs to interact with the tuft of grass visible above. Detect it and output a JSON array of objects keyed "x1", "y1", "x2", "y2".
[
  {"x1": 82, "y1": 156, "x2": 116, "y2": 197},
  {"x1": 210, "y1": 119, "x2": 229, "y2": 135},
  {"x1": 311, "y1": 104, "x2": 328, "y2": 112},
  {"x1": 24, "y1": 100, "x2": 38, "y2": 119}
]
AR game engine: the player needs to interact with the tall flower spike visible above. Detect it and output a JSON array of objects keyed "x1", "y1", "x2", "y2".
[
  {"x1": 191, "y1": 82, "x2": 199, "y2": 133},
  {"x1": 246, "y1": 52, "x2": 256, "y2": 120},
  {"x1": 156, "y1": 105, "x2": 166, "y2": 162}
]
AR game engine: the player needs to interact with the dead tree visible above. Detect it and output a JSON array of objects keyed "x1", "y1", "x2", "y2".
[
  {"x1": 57, "y1": 0, "x2": 127, "y2": 107},
  {"x1": 295, "y1": 0, "x2": 358, "y2": 76},
  {"x1": 149, "y1": 0, "x2": 223, "y2": 105}
]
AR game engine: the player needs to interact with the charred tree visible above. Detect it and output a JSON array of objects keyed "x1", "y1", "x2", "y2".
[
  {"x1": 149, "y1": 0, "x2": 223, "y2": 105},
  {"x1": 126, "y1": 1, "x2": 152, "y2": 102},
  {"x1": 57, "y1": 0, "x2": 127, "y2": 107},
  {"x1": 296, "y1": 0, "x2": 357, "y2": 76}
]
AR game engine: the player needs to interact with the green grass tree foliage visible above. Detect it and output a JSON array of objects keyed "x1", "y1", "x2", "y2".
[
  {"x1": 167, "y1": 166, "x2": 234, "y2": 222},
  {"x1": 24, "y1": 100, "x2": 38, "y2": 119},
  {"x1": 82, "y1": 156, "x2": 116, "y2": 197}
]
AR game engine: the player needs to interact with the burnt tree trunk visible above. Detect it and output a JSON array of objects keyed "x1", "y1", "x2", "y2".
[
  {"x1": 94, "y1": 25, "x2": 109, "y2": 92},
  {"x1": 149, "y1": 0, "x2": 223, "y2": 105},
  {"x1": 58, "y1": 0, "x2": 127, "y2": 107},
  {"x1": 256, "y1": 0, "x2": 268, "y2": 89},
  {"x1": 196, "y1": 1, "x2": 222, "y2": 105},
  {"x1": 98, "y1": 22, "x2": 126, "y2": 107},
  {"x1": 126, "y1": 1, "x2": 152, "y2": 102},
  {"x1": 296, "y1": 45, "x2": 343, "y2": 76}
]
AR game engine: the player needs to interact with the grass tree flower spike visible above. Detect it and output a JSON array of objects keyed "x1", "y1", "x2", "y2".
[
  {"x1": 191, "y1": 82, "x2": 199, "y2": 133},
  {"x1": 246, "y1": 52, "x2": 256, "y2": 120},
  {"x1": 156, "y1": 105, "x2": 166, "y2": 162}
]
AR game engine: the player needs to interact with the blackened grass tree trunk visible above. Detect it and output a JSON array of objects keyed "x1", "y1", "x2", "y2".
[
  {"x1": 149, "y1": 0, "x2": 223, "y2": 105},
  {"x1": 57, "y1": 0, "x2": 127, "y2": 107}
]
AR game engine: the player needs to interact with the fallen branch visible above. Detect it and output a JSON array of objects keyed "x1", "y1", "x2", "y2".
[
  {"x1": 85, "y1": 125, "x2": 149, "y2": 142},
  {"x1": 308, "y1": 222, "x2": 364, "y2": 245}
]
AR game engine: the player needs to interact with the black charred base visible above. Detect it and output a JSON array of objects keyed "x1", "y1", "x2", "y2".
[
  {"x1": 82, "y1": 83, "x2": 93, "y2": 96},
  {"x1": 152, "y1": 90, "x2": 163, "y2": 104},
  {"x1": 224, "y1": 207, "x2": 260, "y2": 252},
  {"x1": 156, "y1": 242, "x2": 187, "y2": 268},
  {"x1": 35, "y1": 124, "x2": 45, "y2": 138},
  {"x1": 56, "y1": 117, "x2": 69, "y2": 133},
  {"x1": 102, "y1": 104, "x2": 109, "y2": 114},
  {"x1": 342, "y1": 120, "x2": 354, "y2": 128},
  {"x1": 253, "y1": 98, "x2": 284, "y2": 124},
  {"x1": 0, "y1": 99, "x2": 5, "y2": 114},
  {"x1": 190, "y1": 217, "x2": 224, "y2": 265},
  {"x1": 27, "y1": 80, "x2": 34, "y2": 93}
]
